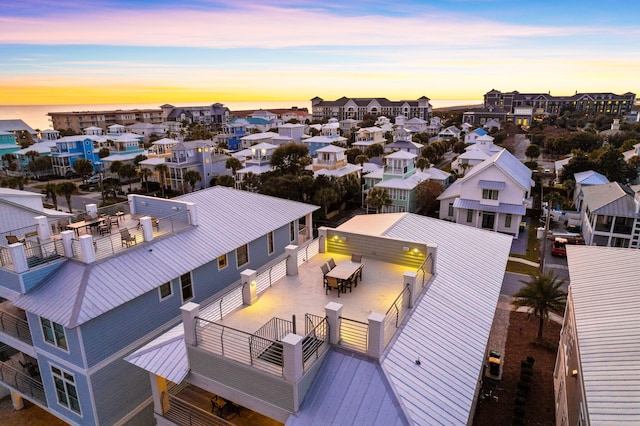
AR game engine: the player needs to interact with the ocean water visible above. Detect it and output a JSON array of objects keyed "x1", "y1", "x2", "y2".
[{"x1": 0, "y1": 99, "x2": 481, "y2": 131}]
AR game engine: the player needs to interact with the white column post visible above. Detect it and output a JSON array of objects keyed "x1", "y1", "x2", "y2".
[
  {"x1": 10, "y1": 391, "x2": 24, "y2": 410},
  {"x1": 86, "y1": 203, "x2": 98, "y2": 218},
  {"x1": 150, "y1": 373, "x2": 168, "y2": 414},
  {"x1": 8, "y1": 243, "x2": 28, "y2": 273},
  {"x1": 128, "y1": 195, "x2": 136, "y2": 215},
  {"x1": 79, "y1": 235, "x2": 96, "y2": 264},
  {"x1": 140, "y1": 216, "x2": 153, "y2": 242},
  {"x1": 241, "y1": 269, "x2": 258, "y2": 305},
  {"x1": 367, "y1": 312, "x2": 386, "y2": 359},
  {"x1": 186, "y1": 202, "x2": 198, "y2": 226},
  {"x1": 318, "y1": 226, "x2": 327, "y2": 253},
  {"x1": 61, "y1": 230, "x2": 74, "y2": 258},
  {"x1": 325, "y1": 302, "x2": 343, "y2": 345},
  {"x1": 34, "y1": 216, "x2": 51, "y2": 241},
  {"x1": 285, "y1": 245, "x2": 298, "y2": 276},
  {"x1": 282, "y1": 333, "x2": 304, "y2": 383},
  {"x1": 181, "y1": 302, "x2": 200, "y2": 347},
  {"x1": 404, "y1": 271, "x2": 418, "y2": 308}
]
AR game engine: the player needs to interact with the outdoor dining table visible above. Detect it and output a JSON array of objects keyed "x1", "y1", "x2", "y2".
[
  {"x1": 326, "y1": 260, "x2": 363, "y2": 284},
  {"x1": 66, "y1": 217, "x2": 105, "y2": 236}
]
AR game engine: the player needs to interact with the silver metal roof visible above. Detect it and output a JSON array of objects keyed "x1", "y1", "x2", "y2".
[
  {"x1": 566, "y1": 245, "x2": 640, "y2": 424},
  {"x1": 15, "y1": 187, "x2": 318, "y2": 327},
  {"x1": 124, "y1": 323, "x2": 188, "y2": 383},
  {"x1": 454, "y1": 198, "x2": 526, "y2": 215},
  {"x1": 286, "y1": 349, "x2": 409, "y2": 426},
  {"x1": 478, "y1": 180, "x2": 506, "y2": 190},
  {"x1": 339, "y1": 213, "x2": 512, "y2": 425},
  {"x1": 465, "y1": 148, "x2": 533, "y2": 190},
  {"x1": 581, "y1": 182, "x2": 638, "y2": 216}
]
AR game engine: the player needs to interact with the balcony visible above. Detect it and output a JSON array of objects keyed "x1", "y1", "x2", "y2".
[
  {"x1": 0, "y1": 301, "x2": 32, "y2": 347},
  {"x1": 0, "y1": 354, "x2": 46, "y2": 407},
  {"x1": 181, "y1": 231, "x2": 434, "y2": 419},
  {"x1": 0, "y1": 198, "x2": 194, "y2": 281}
]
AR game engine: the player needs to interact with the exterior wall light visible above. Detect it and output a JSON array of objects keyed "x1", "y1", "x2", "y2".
[{"x1": 403, "y1": 246, "x2": 410, "y2": 252}]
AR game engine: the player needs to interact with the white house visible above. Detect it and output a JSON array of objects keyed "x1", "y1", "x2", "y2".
[
  {"x1": 438, "y1": 148, "x2": 533, "y2": 238},
  {"x1": 239, "y1": 132, "x2": 278, "y2": 150},
  {"x1": 306, "y1": 145, "x2": 362, "y2": 179},
  {"x1": 235, "y1": 142, "x2": 278, "y2": 185},
  {"x1": 451, "y1": 134, "x2": 501, "y2": 175},
  {"x1": 464, "y1": 128, "x2": 489, "y2": 144},
  {"x1": 437, "y1": 125, "x2": 461, "y2": 141}
]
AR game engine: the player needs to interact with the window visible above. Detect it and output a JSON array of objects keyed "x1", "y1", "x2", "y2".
[
  {"x1": 290, "y1": 221, "x2": 295, "y2": 242},
  {"x1": 41, "y1": 318, "x2": 68, "y2": 350},
  {"x1": 505, "y1": 214, "x2": 512, "y2": 228},
  {"x1": 52, "y1": 366, "x2": 81, "y2": 414},
  {"x1": 180, "y1": 273, "x2": 193, "y2": 302},
  {"x1": 467, "y1": 209, "x2": 473, "y2": 223},
  {"x1": 236, "y1": 244, "x2": 249, "y2": 267},
  {"x1": 448, "y1": 203, "x2": 454, "y2": 216},
  {"x1": 159, "y1": 282, "x2": 172, "y2": 300},
  {"x1": 267, "y1": 232, "x2": 274, "y2": 254},
  {"x1": 217, "y1": 254, "x2": 228, "y2": 270},
  {"x1": 482, "y1": 189, "x2": 499, "y2": 200},
  {"x1": 398, "y1": 190, "x2": 407, "y2": 201}
]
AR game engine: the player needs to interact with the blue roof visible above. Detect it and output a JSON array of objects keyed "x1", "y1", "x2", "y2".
[{"x1": 473, "y1": 128, "x2": 488, "y2": 136}]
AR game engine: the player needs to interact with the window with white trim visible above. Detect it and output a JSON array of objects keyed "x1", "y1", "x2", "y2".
[
  {"x1": 448, "y1": 203, "x2": 454, "y2": 216},
  {"x1": 267, "y1": 232, "x2": 274, "y2": 255},
  {"x1": 159, "y1": 282, "x2": 172, "y2": 300},
  {"x1": 466, "y1": 209, "x2": 473, "y2": 223},
  {"x1": 52, "y1": 366, "x2": 81, "y2": 414},
  {"x1": 482, "y1": 189, "x2": 499, "y2": 200},
  {"x1": 41, "y1": 317, "x2": 68, "y2": 350},
  {"x1": 505, "y1": 214, "x2": 512, "y2": 228},
  {"x1": 180, "y1": 273, "x2": 193, "y2": 302},
  {"x1": 236, "y1": 244, "x2": 249, "y2": 267}
]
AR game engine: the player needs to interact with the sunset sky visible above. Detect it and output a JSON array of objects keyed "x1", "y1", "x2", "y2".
[{"x1": 1, "y1": 0, "x2": 639, "y2": 105}]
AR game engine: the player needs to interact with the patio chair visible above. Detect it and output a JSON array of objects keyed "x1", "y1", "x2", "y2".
[
  {"x1": 341, "y1": 276, "x2": 353, "y2": 294},
  {"x1": 151, "y1": 217, "x2": 160, "y2": 231},
  {"x1": 328, "y1": 258, "x2": 336, "y2": 270},
  {"x1": 320, "y1": 263, "x2": 330, "y2": 288},
  {"x1": 120, "y1": 229, "x2": 136, "y2": 247},
  {"x1": 326, "y1": 276, "x2": 341, "y2": 297},
  {"x1": 58, "y1": 218, "x2": 69, "y2": 232},
  {"x1": 351, "y1": 253, "x2": 362, "y2": 263},
  {"x1": 98, "y1": 223, "x2": 111, "y2": 236},
  {"x1": 5, "y1": 235, "x2": 24, "y2": 245}
]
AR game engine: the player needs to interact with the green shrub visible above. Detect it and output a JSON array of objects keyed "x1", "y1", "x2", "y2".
[
  {"x1": 520, "y1": 373, "x2": 532, "y2": 383},
  {"x1": 514, "y1": 405, "x2": 526, "y2": 417},
  {"x1": 517, "y1": 381, "x2": 531, "y2": 395},
  {"x1": 521, "y1": 360, "x2": 532, "y2": 370},
  {"x1": 512, "y1": 415, "x2": 525, "y2": 426},
  {"x1": 521, "y1": 366, "x2": 533, "y2": 377},
  {"x1": 514, "y1": 396, "x2": 527, "y2": 406},
  {"x1": 526, "y1": 355, "x2": 535, "y2": 366}
]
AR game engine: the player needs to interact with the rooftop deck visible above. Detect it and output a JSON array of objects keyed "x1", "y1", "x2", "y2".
[{"x1": 212, "y1": 251, "x2": 411, "y2": 333}]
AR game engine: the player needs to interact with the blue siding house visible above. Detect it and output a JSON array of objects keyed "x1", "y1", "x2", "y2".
[
  {"x1": 50, "y1": 135, "x2": 102, "y2": 177},
  {"x1": 0, "y1": 187, "x2": 317, "y2": 425}
]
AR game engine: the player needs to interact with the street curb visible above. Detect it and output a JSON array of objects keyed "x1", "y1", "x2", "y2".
[{"x1": 508, "y1": 256, "x2": 539, "y2": 267}]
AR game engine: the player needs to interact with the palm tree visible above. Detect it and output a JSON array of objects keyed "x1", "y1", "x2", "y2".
[
  {"x1": 120, "y1": 163, "x2": 138, "y2": 193},
  {"x1": 183, "y1": 170, "x2": 202, "y2": 192},
  {"x1": 354, "y1": 154, "x2": 369, "y2": 166},
  {"x1": 138, "y1": 167, "x2": 153, "y2": 193},
  {"x1": 154, "y1": 163, "x2": 169, "y2": 197},
  {"x1": 43, "y1": 183, "x2": 58, "y2": 210},
  {"x1": 225, "y1": 157, "x2": 243, "y2": 177},
  {"x1": 56, "y1": 181, "x2": 78, "y2": 213},
  {"x1": 416, "y1": 157, "x2": 430, "y2": 172},
  {"x1": 513, "y1": 271, "x2": 567, "y2": 340},
  {"x1": 313, "y1": 187, "x2": 339, "y2": 218},
  {"x1": 365, "y1": 187, "x2": 392, "y2": 213},
  {"x1": 216, "y1": 174, "x2": 235, "y2": 187}
]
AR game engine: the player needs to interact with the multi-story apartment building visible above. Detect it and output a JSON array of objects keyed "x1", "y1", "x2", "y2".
[
  {"x1": 555, "y1": 245, "x2": 640, "y2": 426},
  {"x1": 48, "y1": 109, "x2": 165, "y2": 134},
  {"x1": 0, "y1": 187, "x2": 316, "y2": 425},
  {"x1": 311, "y1": 96, "x2": 432, "y2": 122},
  {"x1": 160, "y1": 103, "x2": 230, "y2": 128}
]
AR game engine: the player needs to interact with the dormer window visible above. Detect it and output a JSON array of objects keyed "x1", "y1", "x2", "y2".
[{"x1": 482, "y1": 189, "x2": 499, "y2": 200}]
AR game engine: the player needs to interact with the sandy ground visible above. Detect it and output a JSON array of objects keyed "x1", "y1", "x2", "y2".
[{"x1": 0, "y1": 396, "x2": 68, "y2": 426}]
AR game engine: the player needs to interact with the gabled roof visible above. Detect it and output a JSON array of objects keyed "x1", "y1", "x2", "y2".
[
  {"x1": 385, "y1": 150, "x2": 416, "y2": 160},
  {"x1": 565, "y1": 246, "x2": 640, "y2": 424},
  {"x1": 316, "y1": 145, "x2": 345, "y2": 153},
  {"x1": 574, "y1": 170, "x2": 609, "y2": 186},
  {"x1": 0, "y1": 119, "x2": 36, "y2": 134},
  {"x1": 338, "y1": 213, "x2": 512, "y2": 424},
  {"x1": 464, "y1": 149, "x2": 533, "y2": 190},
  {"x1": 15, "y1": 188, "x2": 319, "y2": 327},
  {"x1": 581, "y1": 182, "x2": 637, "y2": 216},
  {"x1": 125, "y1": 324, "x2": 188, "y2": 383}
]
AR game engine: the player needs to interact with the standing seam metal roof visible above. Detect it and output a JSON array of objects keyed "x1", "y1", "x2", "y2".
[{"x1": 15, "y1": 187, "x2": 318, "y2": 327}]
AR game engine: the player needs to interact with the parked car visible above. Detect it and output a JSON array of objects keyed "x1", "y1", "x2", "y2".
[
  {"x1": 86, "y1": 174, "x2": 101, "y2": 184},
  {"x1": 551, "y1": 236, "x2": 585, "y2": 257}
]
